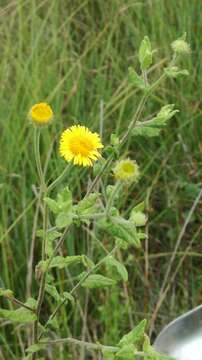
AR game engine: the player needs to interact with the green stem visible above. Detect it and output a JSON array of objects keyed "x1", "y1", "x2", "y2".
[
  {"x1": 39, "y1": 337, "x2": 145, "y2": 357},
  {"x1": 34, "y1": 128, "x2": 46, "y2": 191},
  {"x1": 6, "y1": 296, "x2": 36, "y2": 313},
  {"x1": 86, "y1": 156, "x2": 113, "y2": 196},
  {"x1": 32, "y1": 128, "x2": 48, "y2": 358},
  {"x1": 38, "y1": 245, "x2": 118, "y2": 339},
  {"x1": 47, "y1": 164, "x2": 70, "y2": 193},
  {"x1": 40, "y1": 337, "x2": 118, "y2": 352},
  {"x1": 106, "y1": 181, "x2": 121, "y2": 215}
]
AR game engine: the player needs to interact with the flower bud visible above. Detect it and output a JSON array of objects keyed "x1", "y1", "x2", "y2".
[
  {"x1": 130, "y1": 211, "x2": 147, "y2": 227},
  {"x1": 28, "y1": 102, "x2": 54, "y2": 126},
  {"x1": 171, "y1": 39, "x2": 190, "y2": 55},
  {"x1": 113, "y1": 158, "x2": 140, "y2": 183}
]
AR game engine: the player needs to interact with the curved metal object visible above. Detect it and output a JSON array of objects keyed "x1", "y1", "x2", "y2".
[{"x1": 154, "y1": 305, "x2": 202, "y2": 359}]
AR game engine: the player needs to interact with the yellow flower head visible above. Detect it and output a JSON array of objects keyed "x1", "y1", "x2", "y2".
[
  {"x1": 59, "y1": 125, "x2": 103, "y2": 167},
  {"x1": 113, "y1": 158, "x2": 140, "y2": 183},
  {"x1": 29, "y1": 102, "x2": 53, "y2": 126}
]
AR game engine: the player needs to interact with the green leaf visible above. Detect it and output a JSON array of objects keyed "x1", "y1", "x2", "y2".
[
  {"x1": 46, "y1": 316, "x2": 60, "y2": 330},
  {"x1": 102, "y1": 349, "x2": 115, "y2": 360},
  {"x1": 44, "y1": 197, "x2": 59, "y2": 214},
  {"x1": 115, "y1": 344, "x2": 136, "y2": 359},
  {"x1": 105, "y1": 256, "x2": 128, "y2": 281},
  {"x1": 133, "y1": 105, "x2": 179, "y2": 138},
  {"x1": 57, "y1": 186, "x2": 72, "y2": 212},
  {"x1": 110, "y1": 133, "x2": 120, "y2": 146},
  {"x1": 128, "y1": 67, "x2": 146, "y2": 90},
  {"x1": 98, "y1": 216, "x2": 141, "y2": 248},
  {"x1": 82, "y1": 255, "x2": 95, "y2": 268},
  {"x1": 25, "y1": 297, "x2": 37, "y2": 309},
  {"x1": 130, "y1": 211, "x2": 147, "y2": 227},
  {"x1": 44, "y1": 187, "x2": 72, "y2": 215},
  {"x1": 55, "y1": 212, "x2": 73, "y2": 229},
  {"x1": 0, "y1": 301, "x2": 37, "y2": 323},
  {"x1": 119, "y1": 319, "x2": 147, "y2": 347},
  {"x1": 37, "y1": 230, "x2": 62, "y2": 257},
  {"x1": 82, "y1": 274, "x2": 116, "y2": 289},
  {"x1": 0, "y1": 288, "x2": 14, "y2": 298},
  {"x1": 62, "y1": 292, "x2": 75, "y2": 305},
  {"x1": 45, "y1": 284, "x2": 61, "y2": 302},
  {"x1": 74, "y1": 193, "x2": 101, "y2": 218},
  {"x1": 26, "y1": 343, "x2": 46, "y2": 354},
  {"x1": 164, "y1": 66, "x2": 189, "y2": 78},
  {"x1": 131, "y1": 201, "x2": 145, "y2": 213},
  {"x1": 138, "y1": 36, "x2": 153, "y2": 70},
  {"x1": 37, "y1": 255, "x2": 84, "y2": 272}
]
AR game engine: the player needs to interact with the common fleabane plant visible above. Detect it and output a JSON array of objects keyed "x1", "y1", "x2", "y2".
[{"x1": 0, "y1": 35, "x2": 190, "y2": 360}]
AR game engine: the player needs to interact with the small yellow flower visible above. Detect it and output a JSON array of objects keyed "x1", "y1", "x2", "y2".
[
  {"x1": 113, "y1": 158, "x2": 140, "y2": 183},
  {"x1": 29, "y1": 102, "x2": 53, "y2": 125},
  {"x1": 59, "y1": 125, "x2": 103, "y2": 167}
]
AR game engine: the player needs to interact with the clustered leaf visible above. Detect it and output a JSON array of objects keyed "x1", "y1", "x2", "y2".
[
  {"x1": 98, "y1": 216, "x2": 142, "y2": 248},
  {"x1": 45, "y1": 284, "x2": 75, "y2": 306},
  {"x1": 138, "y1": 36, "x2": 153, "y2": 70},
  {"x1": 105, "y1": 255, "x2": 128, "y2": 282},
  {"x1": 133, "y1": 104, "x2": 179, "y2": 137},
  {"x1": 128, "y1": 67, "x2": 146, "y2": 90},
  {"x1": 164, "y1": 66, "x2": 189, "y2": 78},
  {"x1": 0, "y1": 288, "x2": 14, "y2": 298},
  {"x1": 81, "y1": 274, "x2": 116, "y2": 289},
  {"x1": 44, "y1": 187, "x2": 73, "y2": 229},
  {"x1": 37, "y1": 230, "x2": 62, "y2": 256},
  {"x1": 115, "y1": 344, "x2": 136, "y2": 359},
  {"x1": 37, "y1": 255, "x2": 93, "y2": 272},
  {"x1": 118, "y1": 319, "x2": 147, "y2": 347},
  {"x1": 0, "y1": 298, "x2": 37, "y2": 324},
  {"x1": 74, "y1": 193, "x2": 101, "y2": 221}
]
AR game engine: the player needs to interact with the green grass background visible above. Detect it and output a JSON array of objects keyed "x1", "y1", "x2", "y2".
[{"x1": 0, "y1": 0, "x2": 202, "y2": 358}]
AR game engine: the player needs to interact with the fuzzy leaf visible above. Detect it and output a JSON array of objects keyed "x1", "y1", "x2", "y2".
[
  {"x1": 74, "y1": 193, "x2": 100, "y2": 218},
  {"x1": 37, "y1": 230, "x2": 62, "y2": 257},
  {"x1": 105, "y1": 256, "x2": 128, "y2": 281},
  {"x1": 38, "y1": 255, "x2": 83, "y2": 272},
  {"x1": 131, "y1": 201, "x2": 145, "y2": 213},
  {"x1": 0, "y1": 299, "x2": 37, "y2": 323},
  {"x1": 119, "y1": 319, "x2": 147, "y2": 347},
  {"x1": 26, "y1": 343, "x2": 46, "y2": 354},
  {"x1": 138, "y1": 36, "x2": 153, "y2": 70},
  {"x1": 102, "y1": 349, "x2": 115, "y2": 359},
  {"x1": 57, "y1": 187, "x2": 72, "y2": 212},
  {"x1": 45, "y1": 284, "x2": 61, "y2": 302},
  {"x1": 164, "y1": 66, "x2": 189, "y2": 78},
  {"x1": 62, "y1": 292, "x2": 75, "y2": 305},
  {"x1": 44, "y1": 197, "x2": 59, "y2": 214},
  {"x1": 98, "y1": 217, "x2": 141, "y2": 248},
  {"x1": 128, "y1": 67, "x2": 146, "y2": 89},
  {"x1": 82, "y1": 274, "x2": 116, "y2": 289},
  {"x1": 55, "y1": 212, "x2": 73, "y2": 229},
  {"x1": 0, "y1": 288, "x2": 14, "y2": 298},
  {"x1": 115, "y1": 344, "x2": 136, "y2": 359},
  {"x1": 133, "y1": 105, "x2": 179, "y2": 138}
]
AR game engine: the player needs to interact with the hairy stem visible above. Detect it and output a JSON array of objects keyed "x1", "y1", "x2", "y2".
[{"x1": 39, "y1": 246, "x2": 118, "y2": 339}]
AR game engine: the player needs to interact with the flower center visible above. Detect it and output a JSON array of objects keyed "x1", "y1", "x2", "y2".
[
  {"x1": 34, "y1": 105, "x2": 50, "y2": 119},
  {"x1": 70, "y1": 137, "x2": 94, "y2": 156},
  {"x1": 122, "y1": 162, "x2": 135, "y2": 174}
]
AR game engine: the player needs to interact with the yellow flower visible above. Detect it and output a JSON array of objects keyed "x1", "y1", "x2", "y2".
[
  {"x1": 59, "y1": 125, "x2": 103, "y2": 167},
  {"x1": 113, "y1": 158, "x2": 140, "y2": 183},
  {"x1": 29, "y1": 102, "x2": 53, "y2": 125}
]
